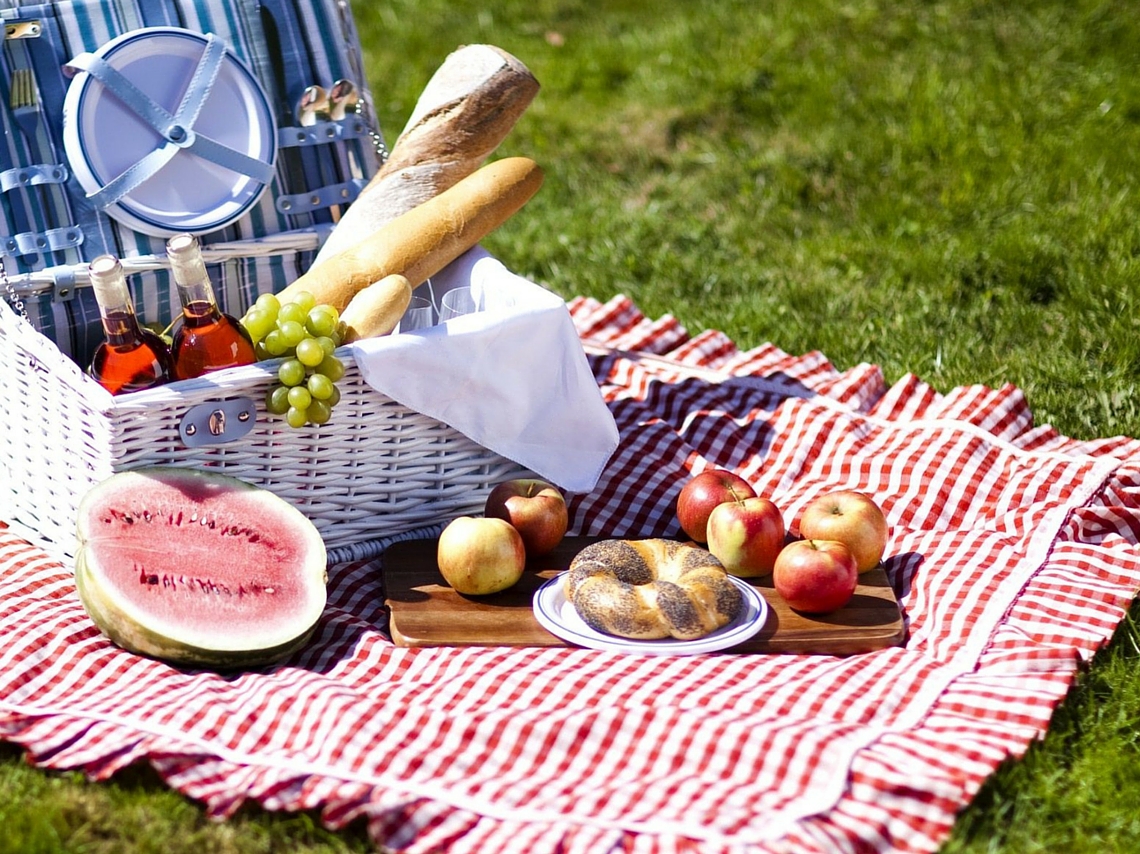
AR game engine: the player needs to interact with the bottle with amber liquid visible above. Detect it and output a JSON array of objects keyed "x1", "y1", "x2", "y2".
[
  {"x1": 167, "y1": 233, "x2": 256, "y2": 380},
  {"x1": 87, "y1": 254, "x2": 175, "y2": 395}
]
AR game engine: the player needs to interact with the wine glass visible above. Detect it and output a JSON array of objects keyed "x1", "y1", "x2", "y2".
[
  {"x1": 396, "y1": 296, "x2": 434, "y2": 332},
  {"x1": 439, "y1": 286, "x2": 483, "y2": 321}
]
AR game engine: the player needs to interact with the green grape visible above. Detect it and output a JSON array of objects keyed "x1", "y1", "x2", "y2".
[
  {"x1": 307, "y1": 372, "x2": 334, "y2": 400},
  {"x1": 254, "y1": 293, "x2": 281, "y2": 316},
  {"x1": 278, "y1": 359, "x2": 306, "y2": 387},
  {"x1": 242, "y1": 308, "x2": 275, "y2": 342},
  {"x1": 317, "y1": 354, "x2": 346, "y2": 382},
  {"x1": 277, "y1": 302, "x2": 307, "y2": 325},
  {"x1": 287, "y1": 386, "x2": 312, "y2": 410},
  {"x1": 263, "y1": 329, "x2": 288, "y2": 356},
  {"x1": 278, "y1": 320, "x2": 306, "y2": 348},
  {"x1": 266, "y1": 385, "x2": 291, "y2": 414},
  {"x1": 261, "y1": 299, "x2": 348, "y2": 429},
  {"x1": 296, "y1": 337, "x2": 325, "y2": 367},
  {"x1": 306, "y1": 305, "x2": 339, "y2": 338},
  {"x1": 308, "y1": 399, "x2": 332, "y2": 425},
  {"x1": 290, "y1": 290, "x2": 317, "y2": 314},
  {"x1": 286, "y1": 406, "x2": 309, "y2": 428},
  {"x1": 255, "y1": 341, "x2": 272, "y2": 361}
]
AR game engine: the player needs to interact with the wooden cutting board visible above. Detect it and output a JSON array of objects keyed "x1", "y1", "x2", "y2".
[{"x1": 382, "y1": 536, "x2": 906, "y2": 655}]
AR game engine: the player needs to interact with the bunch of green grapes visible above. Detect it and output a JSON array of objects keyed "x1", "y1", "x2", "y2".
[{"x1": 240, "y1": 290, "x2": 347, "y2": 428}]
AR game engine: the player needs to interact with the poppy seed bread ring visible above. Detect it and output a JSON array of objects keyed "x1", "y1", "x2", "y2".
[{"x1": 563, "y1": 539, "x2": 744, "y2": 640}]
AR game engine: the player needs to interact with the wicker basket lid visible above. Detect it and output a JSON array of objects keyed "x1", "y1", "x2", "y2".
[{"x1": 62, "y1": 27, "x2": 277, "y2": 237}]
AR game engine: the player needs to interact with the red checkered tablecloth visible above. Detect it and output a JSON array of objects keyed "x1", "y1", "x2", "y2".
[{"x1": 4, "y1": 294, "x2": 1140, "y2": 853}]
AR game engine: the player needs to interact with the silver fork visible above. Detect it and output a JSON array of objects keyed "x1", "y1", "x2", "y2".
[
  {"x1": 8, "y1": 66, "x2": 56, "y2": 250},
  {"x1": 9, "y1": 67, "x2": 41, "y2": 150}
]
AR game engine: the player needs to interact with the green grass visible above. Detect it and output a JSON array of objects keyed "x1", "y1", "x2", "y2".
[
  {"x1": 4, "y1": 0, "x2": 1140, "y2": 850},
  {"x1": 0, "y1": 743, "x2": 372, "y2": 853}
]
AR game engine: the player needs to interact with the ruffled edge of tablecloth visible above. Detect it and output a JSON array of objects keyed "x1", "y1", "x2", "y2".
[{"x1": 2, "y1": 295, "x2": 1140, "y2": 854}]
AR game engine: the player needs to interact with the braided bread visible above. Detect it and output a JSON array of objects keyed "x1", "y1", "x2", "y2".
[{"x1": 564, "y1": 539, "x2": 744, "y2": 640}]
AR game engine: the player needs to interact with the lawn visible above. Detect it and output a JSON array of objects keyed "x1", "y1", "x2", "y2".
[{"x1": 3, "y1": 0, "x2": 1140, "y2": 850}]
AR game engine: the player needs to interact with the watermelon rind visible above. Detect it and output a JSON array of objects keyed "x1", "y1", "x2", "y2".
[{"x1": 74, "y1": 467, "x2": 328, "y2": 670}]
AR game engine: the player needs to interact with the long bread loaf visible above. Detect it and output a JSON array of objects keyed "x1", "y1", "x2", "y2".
[
  {"x1": 314, "y1": 45, "x2": 539, "y2": 263},
  {"x1": 340, "y1": 274, "x2": 412, "y2": 342},
  {"x1": 278, "y1": 156, "x2": 543, "y2": 312}
]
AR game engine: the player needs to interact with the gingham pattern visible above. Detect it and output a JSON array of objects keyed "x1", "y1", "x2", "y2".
[{"x1": 4, "y1": 294, "x2": 1140, "y2": 853}]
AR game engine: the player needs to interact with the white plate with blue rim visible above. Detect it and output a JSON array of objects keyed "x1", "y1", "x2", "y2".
[
  {"x1": 62, "y1": 27, "x2": 277, "y2": 236},
  {"x1": 533, "y1": 572, "x2": 769, "y2": 655}
]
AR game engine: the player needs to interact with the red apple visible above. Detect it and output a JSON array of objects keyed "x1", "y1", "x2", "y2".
[
  {"x1": 437, "y1": 516, "x2": 527, "y2": 595},
  {"x1": 706, "y1": 497, "x2": 786, "y2": 577},
  {"x1": 772, "y1": 539, "x2": 859, "y2": 614},
  {"x1": 676, "y1": 469, "x2": 757, "y2": 543},
  {"x1": 797, "y1": 490, "x2": 889, "y2": 573},
  {"x1": 484, "y1": 478, "x2": 569, "y2": 557}
]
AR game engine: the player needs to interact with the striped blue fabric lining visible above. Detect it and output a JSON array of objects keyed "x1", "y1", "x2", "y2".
[{"x1": 0, "y1": 0, "x2": 383, "y2": 366}]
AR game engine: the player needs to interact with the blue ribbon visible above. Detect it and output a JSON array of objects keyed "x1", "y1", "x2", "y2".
[{"x1": 65, "y1": 34, "x2": 275, "y2": 210}]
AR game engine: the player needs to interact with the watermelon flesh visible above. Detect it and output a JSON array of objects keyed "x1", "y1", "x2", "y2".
[{"x1": 75, "y1": 467, "x2": 327, "y2": 669}]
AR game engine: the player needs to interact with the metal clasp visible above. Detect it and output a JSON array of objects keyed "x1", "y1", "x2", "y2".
[
  {"x1": 179, "y1": 398, "x2": 256, "y2": 447},
  {"x1": 5, "y1": 21, "x2": 42, "y2": 40}
]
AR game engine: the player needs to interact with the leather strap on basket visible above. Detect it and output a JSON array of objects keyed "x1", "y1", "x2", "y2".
[{"x1": 64, "y1": 34, "x2": 275, "y2": 210}]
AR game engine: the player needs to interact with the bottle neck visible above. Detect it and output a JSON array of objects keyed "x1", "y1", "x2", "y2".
[
  {"x1": 175, "y1": 279, "x2": 220, "y2": 314},
  {"x1": 167, "y1": 236, "x2": 221, "y2": 315},
  {"x1": 90, "y1": 255, "x2": 146, "y2": 345}
]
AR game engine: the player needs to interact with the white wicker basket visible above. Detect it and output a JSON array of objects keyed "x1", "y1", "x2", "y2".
[{"x1": 0, "y1": 247, "x2": 534, "y2": 566}]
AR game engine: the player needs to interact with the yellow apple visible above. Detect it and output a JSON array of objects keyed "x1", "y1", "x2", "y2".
[{"x1": 437, "y1": 516, "x2": 526, "y2": 595}]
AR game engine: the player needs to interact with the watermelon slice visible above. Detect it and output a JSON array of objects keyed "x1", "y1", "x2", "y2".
[{"x1": 75, "y1": 467, "x2": 327, "y2": 669}]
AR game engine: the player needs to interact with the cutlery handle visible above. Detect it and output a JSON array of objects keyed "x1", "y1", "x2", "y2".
[
  {"x1": 7, "y1": 15, "x2": 109, "y2": 260},
  {"x1": 257, "y1": 0, "x2": 329, "y2": 224}
]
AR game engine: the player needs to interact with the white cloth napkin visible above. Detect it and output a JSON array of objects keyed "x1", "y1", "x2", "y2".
[{"x1": 347, "y1": 248, "x2": 619, "y2": 494}]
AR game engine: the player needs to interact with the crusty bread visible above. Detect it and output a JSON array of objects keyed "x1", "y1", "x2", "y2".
[
  {"x1": 314, "y1": 44, "x2": 539, "y2": 263},
  {"x1": 370, "y1": 44, "x2": 539, "y2": 194},
  {"x1": 564, "y1": 539, "x2": 744, "y2": 640},
  {"x1": 277, "y1": 156, "x2": 543, "y2": 312},
  {"x1": 340, "y1": 274, "x2": 412, "y2": 342}
]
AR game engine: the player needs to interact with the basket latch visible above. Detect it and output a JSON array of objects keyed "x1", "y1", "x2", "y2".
[{"x1": 179, "y1": 398, "x2": 256, "y2": 447}]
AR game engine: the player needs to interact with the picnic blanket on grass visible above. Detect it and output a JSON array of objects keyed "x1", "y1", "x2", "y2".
[{"x1": 4, "y1": 294, "x2": 1140, "y2": 853}]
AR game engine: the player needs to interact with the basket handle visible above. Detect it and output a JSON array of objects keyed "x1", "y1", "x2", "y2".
[{"x1": 1, "y1": 229, "x2": 327, "y2": 300}]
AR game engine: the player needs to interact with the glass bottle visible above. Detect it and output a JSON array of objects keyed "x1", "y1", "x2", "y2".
[
  {"x1": 167, "y1": 233, "x2": 256, "y2": 380},
  {"x1": 87, "y1": 254, "x2": 175, "y2": 395}
]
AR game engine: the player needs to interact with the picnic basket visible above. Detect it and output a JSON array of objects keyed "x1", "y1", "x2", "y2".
[{"x1": 0, "y1": 0, "x2": 535, "y2": 564}]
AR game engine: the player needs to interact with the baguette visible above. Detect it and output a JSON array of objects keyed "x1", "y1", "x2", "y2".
[
  {"x1": 279, "y1": 156, "x2": 543, "y2": 312},
  {"x1": 369, "y1": 45, "x2": 539, "y2": 194},
  {"x1": 314, "y1": 45, "x2": 539, "y2": 263},
  {"x1": 340, "y1": 274, "x2": 412, "y2": 342}
]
